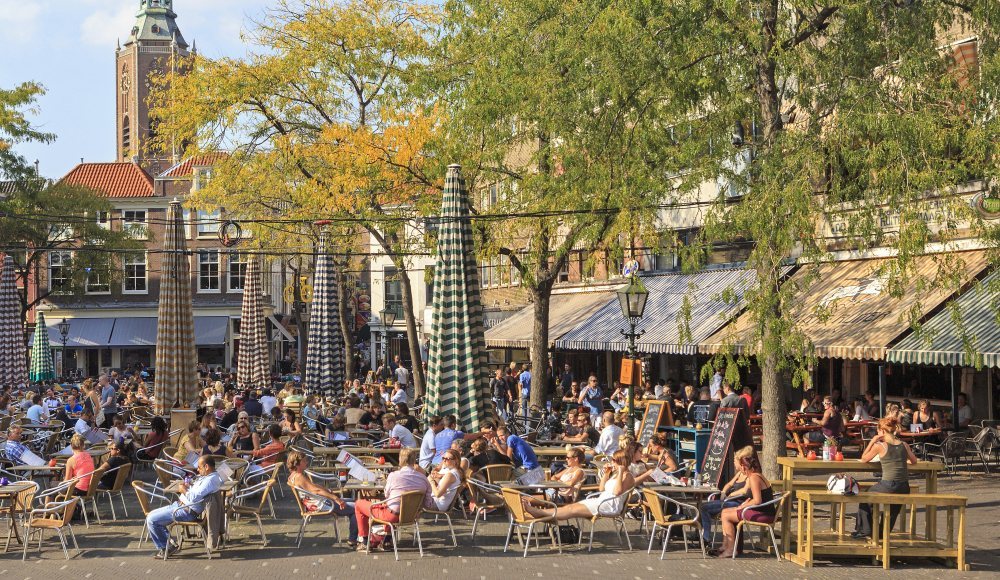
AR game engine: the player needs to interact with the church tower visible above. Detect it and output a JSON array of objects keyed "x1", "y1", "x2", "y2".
[{"x1": 115, "y1": 0, "x2": 190, "y2": 176}]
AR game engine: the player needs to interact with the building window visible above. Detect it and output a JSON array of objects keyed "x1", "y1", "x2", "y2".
[
  {"x1": 123, "y1": 252, "x2": 147, "y2": 294},
  {"x1": 96, "y1": 211, "x2": 111, "y2": 229},
  {"x1": 49, "y1": 251, "x2": 72, "y2": 293},
  {"x1": 384, "y1": 267, "x2": 403, "y2": 320},
  {"x1": 122, "y1": 116, "x2": 130, "y2": 151},
  {"x1": 424, "y1": 266, "x2": 434, "y2": 303},
  {"x1": 228, "y1": 252, "x2": 247, "y2": 292},
  {"x1": 122, "y1": 209, "x2": 147, "y2": 239},
  {"x1": 85, "y1": 261, "x2": 110, "y2": 294},
  {"x1": 197, "y1": 209, "x2": 221, "y2": 237},
  {"x1": 198, "y1": 249, "x2": 220, "y2": 292}
]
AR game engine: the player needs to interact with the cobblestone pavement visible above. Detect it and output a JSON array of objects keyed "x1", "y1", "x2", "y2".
[{"x1": 2, "y1": 472, "x2": 997, "y2": 580}]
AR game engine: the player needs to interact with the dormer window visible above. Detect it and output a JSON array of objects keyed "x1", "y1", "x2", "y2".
[{"x1": 151, "y1": 24, "x2": 160, "y2": 34}]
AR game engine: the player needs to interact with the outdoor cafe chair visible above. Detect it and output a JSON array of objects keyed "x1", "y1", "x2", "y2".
[
  {"x1": 731, "y1": 492, "x2": 787, "y2": 561},
  {"x1": 229, "y1": 479, "x2": 276, "y2": 546},
  {"x1": 99, "y1": 462, "x2": 133, "y2": 520},
  {"x1": 2, "y1": 480, "x2": 38, "y2": 552},
  {"x1": 475, "y1": 464, "x2": 514, "y2": 485},
  {"x1": 421, "y1": 489, "x2": 463, "y2": 548},
  {"x1": 77, "y1": 465, "x2": 109, "y2": 527},
  {"x1": 500, "y1": 487, "x2": 560, "y2": 558},
  {"x1": 132, "y1": 480, "x2": 170, "y2": 548},
  {"x1": 366, "y1": 489, "x2": 427, "y2": 561},
  {"x1": 21, "y1": 497, "x2": 79, "y2": 561},
  {"x1": 580, "y1": 489, "x2": 634, "y2": 552},
  {"x1": 641, "y1": 488, "x2": 705, "y2": 559},
  {"x1": 926, "y1": 433, "x2": 971, "y2": 475},
  {"x1": 467, "y1": 478, "x2": 505, "y2": 541},
  {"x1": 291, "y1": 486, "x2": 345, "y2": 548},
  {"x1": 161, "y1": 493, "x2": 222, "y2": 561}
]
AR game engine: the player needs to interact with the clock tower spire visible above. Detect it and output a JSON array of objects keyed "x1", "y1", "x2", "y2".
[{"x1": 115, "y1": 0, "x2": 189, "y2": 175}]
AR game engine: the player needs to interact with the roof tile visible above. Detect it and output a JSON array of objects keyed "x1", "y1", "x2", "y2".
[
  {"x1": 159, "y1": 152, "x2": 229, "y2": 178},
  {"x1": 60, "y1": 163, "x2": 155, "y2": 198}
]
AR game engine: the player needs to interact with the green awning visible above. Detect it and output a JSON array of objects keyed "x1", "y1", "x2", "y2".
[{"x1": 887, "y1": 270, "x2": 1000, "y2": 367}]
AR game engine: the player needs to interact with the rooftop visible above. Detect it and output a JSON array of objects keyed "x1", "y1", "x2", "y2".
[{"x1": 60, "y1": 162, "x2": 155, "y2": 198}]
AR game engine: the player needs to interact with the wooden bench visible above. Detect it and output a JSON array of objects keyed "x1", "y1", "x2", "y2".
[
  {"x1": 790, "y1": 490, "x2": 967, "y2": 571},
  {"x1": 777, "y1": 480, "x2": 921, "y2": 535}
]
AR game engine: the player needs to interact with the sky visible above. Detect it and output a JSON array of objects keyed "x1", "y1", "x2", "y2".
[{"x1": 0, "y1": 0, "x2": 272, "y2": 179}]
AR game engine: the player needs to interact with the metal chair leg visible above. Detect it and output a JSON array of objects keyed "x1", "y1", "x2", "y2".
[
  {"x1": 522, "y1": 522, "x2": 534, "y2": 558},
  {"x1": 647, "y1": 522, "x2": 658, "y2": 554}
]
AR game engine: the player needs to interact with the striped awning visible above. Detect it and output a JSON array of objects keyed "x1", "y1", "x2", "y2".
[
  {"x1": 0, "y1": 255, "x2": 27, "y2": 385},
  {"x1": 888, "y1": 269, "x2": 1000, "y2": 367},
  {"x1": 701, "y1": 251, "x2": 989, "y2": 360},
  {"x1": 486, "y1": 291, "x2": 614, "y2": 349},
  {"x1": 426, "y1": 165, "x2": 492, "y2": 430},
  {"x1": 556, "y1": 268, "x2": 773, "y2": 354}
]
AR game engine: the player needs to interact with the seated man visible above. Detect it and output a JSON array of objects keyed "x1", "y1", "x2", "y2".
[
  {"x1": 63, "y1": 395, "x2": 84, "y2": 416},
  {"x1": 3, "y1": 426, "x2": 46, "y2": 466},
  {"x1": 26, "y1": 394, "x2": 49, "y2": 425},
  {"x1": 75, "y1": 410, "x2": 109, "y2": 444},
  {"x1": 354, "y1": 447, "x2": 433, "y2": 550},
  {"x1": 498, "y1": 425, "x2": 543, "y2": 484},
  {"x1": 145, "y1": 456, "x2": 222, "y2": 559}
]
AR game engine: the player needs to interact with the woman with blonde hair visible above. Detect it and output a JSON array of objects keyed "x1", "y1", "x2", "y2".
[
  {"x1": 522, "y1": 448, "x2": 635, "y2": 521},
  {"x1": 64, "y1": 433, "x2": 95, "y2": 497},
  {"x1": 716, "y1": 446, "x2": 776, "y2": 558}
]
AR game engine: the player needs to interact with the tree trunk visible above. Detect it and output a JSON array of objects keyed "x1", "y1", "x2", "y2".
[
  {"x1": 336, "y1": 269, "x2": 356, "y2": 383},
  {"x1": 529, "y1": 276, "x2": 555, "y2": 411},
  {"x1": 396, "y1": 262, "x2": 427, "y2": 397},
  {"x1": 757, "y1": 264, "x2": 787, "y2": 481}
]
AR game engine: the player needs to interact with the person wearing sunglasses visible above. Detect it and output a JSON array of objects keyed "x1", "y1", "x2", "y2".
[
  {"x1": 546, "y1": 447, "x2": 586, "y2": 503},
  {"x1": 429, "y1": 451, "x2": 465, "y2": 511},
  {"x1": 807, "y1": 396, "x2": 844, "y2": 443}
]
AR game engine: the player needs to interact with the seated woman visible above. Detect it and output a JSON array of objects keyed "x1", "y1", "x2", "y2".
[
  {"x1": 64, "y1": 433, "x2": 95, "y2": 497},
  {"x1": 807, "y1": 396, "x2": 844, "y2": 443},
  {"x1": 281, "y1": 409, "x2": 304, "y2": 440},
  {"x1": 201, "y1": 427, "x2": 231, "y2": 457},
  {"x1": 173, "y1": 420, "x2": 203, "y2": 466},
  {"x1": 286, "y1": 450, "x2": 359, "y2": 548},
  {"x1": 546, "y1": 446, "x2": 586, "y2": 503},
  {"x1": 138, "y1": 416, "x2": 170, "y2": 461},
  {"x1": 108, "y1": 416, "x2": 136, "y2": 445},
  {"x1": 522, "y1": 448, "x2": 634, "y2": 521},
  {"x1": 628, "y1": 436, "x2": 680, "y2": 485},
  {"x1": 468, "y1": 437, "x2": 511, "y2": 474},
  {"x1": 852, "y1": 417, "x2": 918, "y2": 539},
  {"x1": 228, "y1": 420, "x2": 260, "y2": 455},
  {"x1": 429, "y1": 449, "x2": 465, "y2": 510},
  {"x1": 699, "y1": 447, "x2": 751, "y2": 544},
  {"x1": 96, "y1": 442, "x2": 132, "y2": 490},
  {"x1": 716, "y1": 446, "x2": 776, "y2": 558}
]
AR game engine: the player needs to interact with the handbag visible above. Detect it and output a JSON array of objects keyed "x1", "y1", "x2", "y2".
[
  {"x1": 826, "y1": 473, "x2": 860, "y2": 496},
  {"x1": 556, "y1": 524, "x2": 580, "y2": 544}
]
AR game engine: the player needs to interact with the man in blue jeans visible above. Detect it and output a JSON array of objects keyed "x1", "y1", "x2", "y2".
[
  {"x1": 146, "y1": 456, "x2": 222, "y2": 559},
  {"x1": 518, "y1": 363, "x2": 532, "y2": 417}
]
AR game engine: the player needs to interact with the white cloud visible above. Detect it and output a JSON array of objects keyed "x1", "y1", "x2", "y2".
[
  {"x1": 80, "y1": 0, "x2": 134, "y2": 47},
  {"x1": 0, "y1": 0, "x2": 44, "y2": 44}
]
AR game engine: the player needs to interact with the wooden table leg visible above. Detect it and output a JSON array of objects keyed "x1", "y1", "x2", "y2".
[
  {"x1": 881, "y1": 501, "x2": 891, "y2": 570},
  {"x1": 957, "y1": 505, "x2": 967, "y2": 571},
  {"x1": 806, "y1": 500, "x2": 815, "y2": 567},
  {"x1": 796, "y1": 496, "x2": 804, "y2": 561},
  {"x1": 781, "y1": 465, "x2": 793, "y2": 555},
  {"x1": 946, "y1": 507, "x2": 954, "y2": 548},
  {"x1": 871, "y1": 503, "x2": 882, "y2": 566},
  {"x1": 926, "y1": 471, "x2": 938, "y2": 541}
]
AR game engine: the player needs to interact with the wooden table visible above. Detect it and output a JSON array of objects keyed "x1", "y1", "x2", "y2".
[
  {"x1": 642, "y1": 484, "x2": 719, "y2": 507},
  {"x1": 52, "y1": 448, "x2": 110, "y2": 460},
  {"x1": 531, "y1": 447, "x2": 572, "y2": 466},
  {"x1": 786, "y1": 424, "x2": 822, "y2": 456},
  {"x1": 0, "y1": 481, "x2": 36, "y2": 552},
  {"x1": 790, "y1": 489, "x2": 967, "y2": 570},
  {"x1": 776, "y1": 457, "x2": 944, "y2": 555},
  {"x1": 164, "y1": 479, "x2": 238, "y2": 495},
  {"x1": 496, "y1": 480, "x2": 571, "y2": 492}
]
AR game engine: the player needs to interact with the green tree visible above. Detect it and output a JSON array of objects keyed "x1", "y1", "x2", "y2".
[
  {"x1": 608, "y1": 1, "x2": 999, "y2": 478},
  {"x1": 442, "y1": 0, "x2": 669, "y2": 411},
  {"x1": 1, "y1": 83, "x2": 138, "y2": 322}
]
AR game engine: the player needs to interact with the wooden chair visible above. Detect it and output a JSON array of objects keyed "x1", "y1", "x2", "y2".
[
  {"x1": 500, "y1": 487, "x2": 561, "y2": 558},
  {"x1": 99, "y1": 463, "x2": 133, "y2": 520},
  {"x1": 476, "y1": 464, "x2": 514, "y2": 485},
  {"x1": 642, "y1": 489, "x2": 705, "y2": 559},
  {"x1": 732, "y1": 492, "x2": 786, "y2": 561},
  {"x1": 467, "y1": 478, "x2": 505, "y2": 541},
  {"x1": 131, "y1": 481, "x2": 169, "y2": 548},
  {"x1": 21, "y1": 498, "x2": 79, "y2": 560},
  {"x1": 229, "y1": 479, "x2": 276, "y2": 546},
  {"x1": 291, "y1": 486, "x2": 343, "y2": 548},
  {"x1": 581, "y1": 489, "x2": 634, "y2": 552},
  {"x1": 367, "y1": 490, "x2": 426, "y2": 561},
  {"x1": 3, "y1": 481, "x2": 38, "y2": 552},
  {"x1": 77, "y1": 466, "x2": 109, "y2": 528}
]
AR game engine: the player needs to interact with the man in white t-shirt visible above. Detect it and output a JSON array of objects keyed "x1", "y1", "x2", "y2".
[
  {"x1": 260, "y1": 391, "x2": 279, "y2": 416},
  {"x1": 382, "y1": 413, "x2": 417, "y2": 448},
  {"x1": 956, "y1": 393, "x2": 973, "y2": 428},
  {"x1": 394, "y1": 364, "x2": 410, "y2": 388},
  {"x1": 594, "y1": 411, "x2": 624, "y2": 456}
]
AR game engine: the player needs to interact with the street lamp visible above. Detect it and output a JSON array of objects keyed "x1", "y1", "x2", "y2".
[
  {"x1": 617, "y1": 275, "x2": 648, "y2": 433},
  {"x1": 57, "y1": 318, "x2": 71, "y2": 380},
  {"x1": 380, "y1": 306, "x2": 397, "y2": 363}
]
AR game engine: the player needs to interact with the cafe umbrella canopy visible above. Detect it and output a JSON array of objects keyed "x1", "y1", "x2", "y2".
[
  {"x1": 154, "y1": 199, "x2": 199, "y2": 414},
  {"x1": 237, "y1": 255, "x2": 270, "y2": 389},
  {"x1": 0, "y1": 255, "x2": 27, "y2": 385},
  {"x1": 28, "y1": 311, "x2": 55, "y2": 383},
  {"x1": 425, "y1": 164, "x2": 492, "y2": 431},
  {"x1": 304, "y1": 226, "x2": 346, "y2": 397}
]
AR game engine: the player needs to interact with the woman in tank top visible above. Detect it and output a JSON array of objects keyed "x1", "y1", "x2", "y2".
[
  {"x1": 853, "y1": 416, "x2": 918, "y2": 539},
  {"x1": 717, "y1": 446, "x2": 776, "y2": 558}
]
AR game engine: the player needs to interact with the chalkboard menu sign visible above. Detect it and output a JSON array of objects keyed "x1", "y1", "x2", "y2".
[
  {"x1": 637, "y1": 400, "x2": 674, "y2": 446},
  {"x1": 700, "y1": 407, "x2": 753, "y2": 487}
]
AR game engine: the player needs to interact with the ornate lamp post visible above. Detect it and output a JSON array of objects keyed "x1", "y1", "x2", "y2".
[
  {"x1": 379, "y1": 306, "x2": 398, "y2": 364},
  {"x1": 617, "y1": 274, "x2": 648, "y2": 433},
  {"x1": 57, "y1": 318, "x2": 71, "y2": 380}
]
